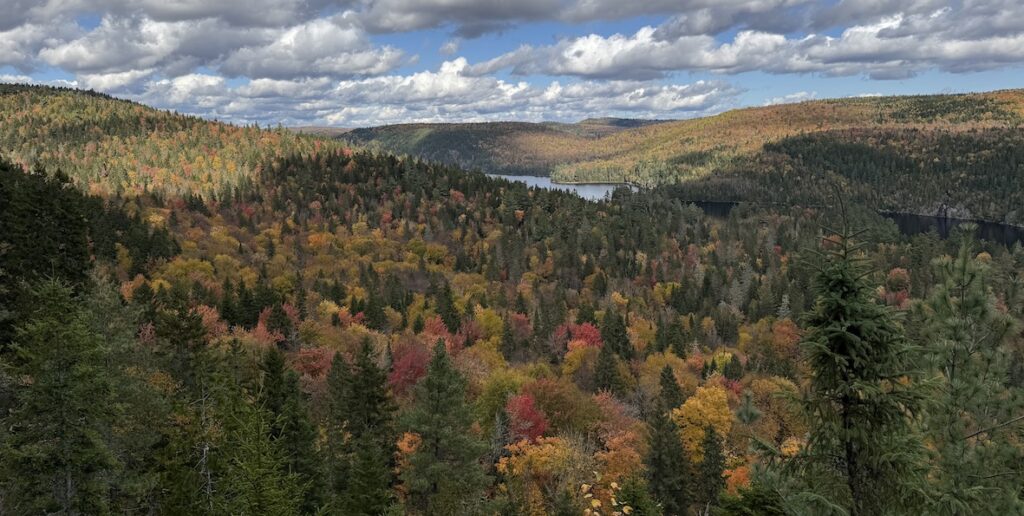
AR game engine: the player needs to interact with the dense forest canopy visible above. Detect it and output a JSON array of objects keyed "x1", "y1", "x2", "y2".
[
  {"x1": 339, "y1": 89, "x2": 1024, "y2": 225},
  {"x1": 1, "y1": 85, "x2": 1023, "y2": 515}
]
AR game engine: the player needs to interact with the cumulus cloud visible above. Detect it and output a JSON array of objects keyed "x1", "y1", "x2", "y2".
[
  {"x1": 219, "y1": 17, "x2": 406, "y2": 79},
  {"x1": 764, "y1": 90, "x2": 816, "y2": 105},
  {"x1": 5, "y1": 0, "x2": 1024, "y2": 125},
  {"x1": 119, "y1": 59, "x2": 739, "y2": 126},
  {"x1": 439, "y1": 39, "x2": 460, "y2": 55},
  {"x1": 468, "y1": 4, "x2": 1024, "y2": 80}
]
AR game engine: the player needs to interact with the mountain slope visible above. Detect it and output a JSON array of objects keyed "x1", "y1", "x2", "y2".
[
  {"x1": 0, "y1": 84, "x2": 334, "y2": 198},
  {"x1": 335, "y1": 90, "x2": 1024, "y2": 186},
  {"x1": 338, "y1": 118, "x2": 668, "y2": 175}
]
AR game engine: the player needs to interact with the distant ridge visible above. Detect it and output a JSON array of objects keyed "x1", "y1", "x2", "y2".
[{"x1": 327, "y1": 89, "x2": 1024, "y2": 186}]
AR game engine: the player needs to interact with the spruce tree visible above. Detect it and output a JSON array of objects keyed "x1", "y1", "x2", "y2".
[
  {"x1": 343, "y1": 433, "x2": 395, "y2": 515},
  {"x1": 259, "y1": 349, "x2": 325, "y2": 513},
  {"x1": 600, "y1": 309, "x2": 633, "y2": 360},
  {"x1": 596, "y1": 342, "x2": 627, "y2": 395},
  {"x1": 326, "y1": 352, "x2": 352, "y2": 497},
  {"x1": 401, "y1": 340, "x2": 489, "y2": 515},
  {"x1": 364, "y1": 291, "x2": 388, "y2": 331},
  {"x1": 645, "y1": 408, "x2": 692, "y2": 515},
  {"x1": 792, "y1": 230, "x2": 929, "y2": 515},
  {"x1": 0, "y1": 281, "x2": 117, "y2": 514},
  {"x1": 658, "y1": 365, "x2": 685, "y2": 409},
  {"x1": 696, "y1": 427, "x2": 726, "y2": 515},
  {"x1": 339, "y1": 338, "x2": 397, "y2": 514},
  {"x1": 436, "y1": 282, "x2": 461, "y2": 333},
  {"x1": 618, "y1": 475, "x2": 659, "y2": 516}
]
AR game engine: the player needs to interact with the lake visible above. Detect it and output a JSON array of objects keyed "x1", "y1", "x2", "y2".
[
  {"x1": 486, "y1": 174, "x2": 1024, "y2": 247},
  {"x1": 882, "y1": 212, "x2": 1024, "y2": 246},
  {"x1": 487, "y1": 174, "x2": 621, "y2": 201}
]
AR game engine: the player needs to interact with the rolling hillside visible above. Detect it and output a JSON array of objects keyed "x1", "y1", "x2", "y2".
[
  {"x1": 0, "y1": 83, "x2": 335, "y2": 198},
  {"x1": 332, "y1": 89, "x2": 1024, "y2": 224},
  {"x1": 337, "y1": 118, "x2": 668, "y2": 175},
  {"x1": 337, "y1": 91, "x2": 1024, "y2": 184},
  {"x1": 2, "y1": 84, "x2": 1024, "y2": 515}
]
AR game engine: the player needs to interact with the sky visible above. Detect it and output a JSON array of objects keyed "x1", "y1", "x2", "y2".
[{"x1": 2, "y1": 0, "x2": 1024, "y2": 127}]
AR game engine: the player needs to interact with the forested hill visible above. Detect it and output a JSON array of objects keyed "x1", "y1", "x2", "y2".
[
  {"x1": 332, "y1": 118, "x2": 669, "y2": 176},
  {"x1": 329, "y1": 89, "x2": 1024, "y2": 224},
  {"x1": 0, "y1": 83, "x2": 334, "y2": 198},
  {"x1": 1, "y1": 84, "x2": 1023, "y2": 515}
]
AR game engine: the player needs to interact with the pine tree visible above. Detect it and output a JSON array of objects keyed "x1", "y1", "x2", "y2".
[
  {"x1": 792, "y1": 230, "x2": 929, "y2": 515},
  {"x1": 259, "y1": 349, "x2": 325, "y2": 513},
  {"x1": 401, "y1": 340, "x2": 489, "y2": 515},
  {"x1": 216, "y1": 400, "x2": 302, "y2": 516},
  {"x1": 645, "y1": 408, "x2": 692, "y2": 515},
  {"x1": 735, "y1": 390, "x2": 762, "y2": 426},
  {"x1": 0, "y1": 281, "x2": 117, "y2": 514},
  {"x1": 696, "y1": 427, "x2": 725, "y2": 515},
  {"x1": 917, "y1": 237, "x2": 1024, "y2": 514}
]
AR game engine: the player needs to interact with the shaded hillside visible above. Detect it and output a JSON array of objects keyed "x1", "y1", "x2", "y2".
[
  {"x1": 341, "y1": 118, "x2": 668, "y2": 175},
  {"x1": 668, "y1": 126, "x2": 1024, "y2": 224}
]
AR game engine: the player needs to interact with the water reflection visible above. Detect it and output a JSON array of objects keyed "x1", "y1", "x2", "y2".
[
  {"x1": 487, "y1": 174, "x2": 1024, "y2": 247},
  {"x1": 487, "y1": 174, "x2": 619, "y2": 201}
]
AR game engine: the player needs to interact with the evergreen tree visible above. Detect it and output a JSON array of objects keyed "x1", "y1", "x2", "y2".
[
  {"x1": 600, "y1": 309, "x2": 633, "y2": 360},
  {"x1": 339, "y1": 338, "x2": 397, "y2": 513},
  {"x1": 342, "y1": 433, "x2": 395, "y2": 515},
  {"x1": 364, "y1": 291, "x2": 388, "y2": 331},
  {"x1": 645, "y1": 408, "x2": 692, "y2": 515},
  {"x1": 595, "y1": 342, "x2": 627, "y2": 395},
  {"x1": 82, "y1": 274, "x2": 170, "y2": 512},
  {"x1": 576, "y1": 303, "x2": 596, "y2": 325},
  {"x1": 401, "y1": 341, "x2": 489, "y2": 515},
  {"x1": 618, "y1": 475, "x2": 659, "y2": 516},
  {"x1": 718, "y1": 477, "x2": 787, "y2": 516},
  {"x1": 436, "y1": 282, "x2": 461, "y2": 333},
  {"x1": 0, "y1": 281, "x2": 117, "y2": 514},
  {"x1": 326, "y1": 352, "x2": 352, "y2": 497},
  {"x1": 917, "y1": 237, "x2": 1024, "y2": 514},
  {"x1": 266, "y1": 303, "x2": 294, "y2": 342},
  {"x1": 722, "y1": 354, "x2": 743, "y2": 380},
  {"x1": 500, "y1": 317, "x2": 517, "y2": 360},
  {"x1": 216, "y1": 400, "x2": 302, "y2": 516},
  {"x1": 259, "y1": 349, "x2": 325, "y2": 513},
  {"x1": 696, "y1": 427, "x2": 725, "y2": 515},
  {"x1": 735, "y1": 390, "x2": 762, "y2": 427},
  {"x1": 791, "y1": 230, "x2": 929, "y2": 515},
  {"x1": 658, "y1": 365, "x2": 685, "y2": 410}
]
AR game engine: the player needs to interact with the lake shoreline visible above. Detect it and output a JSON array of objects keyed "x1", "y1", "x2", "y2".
[{"x1": 487, "y1": 173, "x2": 1024, "y2": 245}]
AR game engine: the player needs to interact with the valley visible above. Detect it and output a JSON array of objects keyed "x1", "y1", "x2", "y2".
[{"x1": 1, "y1": 84, "x2": 1022, "y2": 515}]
